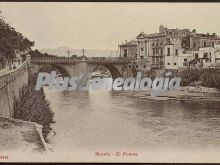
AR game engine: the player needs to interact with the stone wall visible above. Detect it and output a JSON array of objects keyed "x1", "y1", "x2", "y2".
[{"x1": 0, "y1": 62, "x2": 29, "y2": 117}]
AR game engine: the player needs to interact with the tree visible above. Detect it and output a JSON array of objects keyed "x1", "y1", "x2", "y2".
[{"x1": 0, "y1": 15, "x2": 33, "y2": 67}]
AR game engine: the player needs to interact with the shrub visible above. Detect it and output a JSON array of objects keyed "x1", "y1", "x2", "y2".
[
  {"x1": 13, "y1": 74, "x2": 55, "y2": 139},
  {"x1": 179, "y1": 68, "x2": 220, "y2": 90},
  {"x1": 178, "y1": 68, "x2": 200, "y2": 86},
  {"x1": 200, "y1": 68, "x2": 220, "y2": 89}
]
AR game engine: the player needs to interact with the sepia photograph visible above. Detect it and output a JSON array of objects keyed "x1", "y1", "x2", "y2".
[{"x1": 0, "y1": 2, "x2": 220, "y2": 163}]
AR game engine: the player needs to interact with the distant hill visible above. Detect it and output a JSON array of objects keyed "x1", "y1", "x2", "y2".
[{"x1": 39, "y1": 47, "x2": 119, "y2": 57}]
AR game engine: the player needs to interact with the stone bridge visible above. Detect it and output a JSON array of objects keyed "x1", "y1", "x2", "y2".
[{"x1": 30, "y1": 56, "x2": 132, "y2": 79}]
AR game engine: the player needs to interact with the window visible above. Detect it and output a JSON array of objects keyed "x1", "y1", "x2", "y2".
[
  {"x1": 194, "y1": 43, "x2": 196, "y2": 47},
  {"x1": 184, "y1": 58, "x2": 187, "y2": 62},
  {"x1": 128, "y1": 65, "x2": 131, "y2": 69},
  {"x1": 204, "y1": 53, "x2": 208, "y2": 58},
  {"x1": 167, "y1": 63, "x2": 170, "y2": 65},
  {"x1": 152, "y1": 43, "x2": 155, "y2": 47},
  {"x1": 143, "y1": 64, "x2": 146, "y2": 69},
  {"x1": 153, "y1": 48, "x2": 155, "y2": 56},
  {"x1": 136, "y1": 65, "x2": 139, "y2": 68},
  {"x1": 195, "y1": 53, "x2": 198, "y2": 59},
  {"x1": 204, "y1": 42, "x2": 207, "y2": 47},
  {"x1": 167, "y1": 48, "x2": 170, "y2": 56},
  {"x1": 124, "y1": 49, "x2": 127, "y2": 57},
  {"x1": 175, "y1": 49, "x2": 178, "y2": 55},
  {"x1": 174, "y1": 62, "x2": 176, "y2": 65},
  {"x1": 161, "y1": 49, "x2": 163, "y2": 55}
]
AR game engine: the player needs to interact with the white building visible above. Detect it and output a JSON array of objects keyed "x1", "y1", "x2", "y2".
[
  {"x1": 189, "y1": 44, "x2": 220, "y2": 68},
  {"x1": 164, "y1": 39, "x2": 185, "y2": 69},
  {"x1": 164, "y1": 42, "x2": 220, "y2": 69}
]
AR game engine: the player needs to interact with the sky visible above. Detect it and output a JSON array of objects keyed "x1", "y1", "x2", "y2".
[{"x1": 1, "y1": 2, "x2": 220, "y2": 50}]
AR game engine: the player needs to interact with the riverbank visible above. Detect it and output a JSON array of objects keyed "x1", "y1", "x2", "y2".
[
  {"x1": 0, "y1": 117, "x2": 47, "y2": 153},
  {"x1": 179, "y1": 86, "x2": 219, "y2": 94},
  {"x1": 129, "y1": 85, "x2": 220, "y2": 103},
  {"x1": 158, "y1": 86, "x2": 220, "y2": 101}
]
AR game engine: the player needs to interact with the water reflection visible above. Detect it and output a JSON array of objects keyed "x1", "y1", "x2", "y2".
[{"x1": 44, "y1": 88, "x2": 220, "y2": 152}]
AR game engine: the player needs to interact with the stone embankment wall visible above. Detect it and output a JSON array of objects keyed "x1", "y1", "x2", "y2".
[{"x1": 0, "y1": 62, "x2": 29, "y2": 117}]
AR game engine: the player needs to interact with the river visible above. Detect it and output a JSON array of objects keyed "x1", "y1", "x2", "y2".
[{"x1": 44, "y1": 88, "x2": 220, "y2": 154}]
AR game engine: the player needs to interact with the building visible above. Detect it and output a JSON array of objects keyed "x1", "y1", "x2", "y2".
[
  {"x1": 159, "y1": 24, "x2": 192, "y2": 40},
  {"x1": 136, "y1": 31, "x2": 168, "y2": 69},
  {"x1": 119, "y1": 40, "x2": 138, "y2": 59},
  {"x1": 119, "y1": 39, "x2": 152, "y2": 77},
  {"x1": 136, "y1": 25, "x2": 192, "y2": 70},
  {"x1": 189, "y1": 44, "x2": 220, "y2": 68},
  {"x1": 135, "y1": 25, "x2": 220, "y2": 70},
  {"x1": 119, "y1": 25, "x2": 220, "y2": 75},
  {"x1": 164, "y1": 39, "x2": 182, "y2": 70}
]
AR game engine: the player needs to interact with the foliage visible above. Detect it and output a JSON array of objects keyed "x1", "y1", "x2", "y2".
[
  {"x1": 0, "y1": 14, "x2": 33, "y2": 69},
  {"x1": 13, "y1": 74, "x2": 55, "y2": 139},
  {"x1": 178, "y1": 68, "x2": 200, "y2": 86},
  {"x1": 0, "y1": 17, "x2": 32, "y2": 59},
  {"x1": 29, "y1": 49, "x2": 56, "y2": 58},
  {"x1": 200, "y1": 68, "x2": 220, "y2": 89},
  {"x1": 179, "y1": 68, "x2": 220, "y2": 90}
]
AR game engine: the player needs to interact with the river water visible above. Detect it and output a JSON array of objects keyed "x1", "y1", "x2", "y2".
[{"x1": 44, "y1": 88, "x2": 220, "y2": 153}]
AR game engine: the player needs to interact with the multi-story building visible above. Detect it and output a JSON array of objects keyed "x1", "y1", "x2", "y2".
[
  {"x1": 135, "y1": 25, "x2": 196, "y2": 70},
  {"x1": 136, "y1": 25, "x2": 220, "y2": 70},
  {"x1": 119, "y1": 25, "x2": 220, "y2": 75},
  {"x1": 119, "y1": 39, "x2": 152, "y2": 77},
  {"x1": 159, "y1": 24, "x2": 192, "y2": 40},
  {"x1": 119, "y1": 40, "x2": 138, "y2": 59},
  {"x1": 182, "y1": 32, "x2": 220, "y2": 51},
  {"x1": 136, "y1": 31, "x2": 167, "y2": 69},
  {"x1": 164, "y1": 39, "x2": 182, "y2": 70},
  {"x1": 189, "y1": 44, "x2": 220, "y2": 68}
]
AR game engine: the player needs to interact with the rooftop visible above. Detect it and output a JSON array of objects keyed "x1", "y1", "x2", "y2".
[
  {"x1": 136, "y1": 32, "x2": 166, "y2": 39},
  {"x1": 120, "y1": 40, "x2": 138, "y2": 47}
]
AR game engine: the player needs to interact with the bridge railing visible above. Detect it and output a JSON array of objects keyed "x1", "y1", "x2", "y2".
[
  {"x1": 86, "y1": 57, "x2": 132, "y2": 63},
  {"x1": 31, "y1": 56, "x2": 133, "y2": 64},
  {"x1": 31, "y1": 57, "x2": 81, "y2": 63}
]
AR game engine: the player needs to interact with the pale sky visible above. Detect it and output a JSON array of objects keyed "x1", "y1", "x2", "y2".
[{"x1": 1, "y1": 2, "x2": 220, "y2": 50}]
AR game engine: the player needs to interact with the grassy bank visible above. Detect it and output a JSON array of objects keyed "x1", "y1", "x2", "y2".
[{"x1": 13, "y1": 74, "x2": 55, "y2": 140}]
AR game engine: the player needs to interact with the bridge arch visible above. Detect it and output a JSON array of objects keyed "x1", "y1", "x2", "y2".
[
  {"x1": 91, "y1": 64, "x2": 122, "y2": 79},
  {"x1": 36, "y1": 64, "x2": 70, "y2": 77}
]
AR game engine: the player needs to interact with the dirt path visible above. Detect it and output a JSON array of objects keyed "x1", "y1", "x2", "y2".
[{"x1": 0, "y1": 117, "x2": 46, "y2": 153}]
